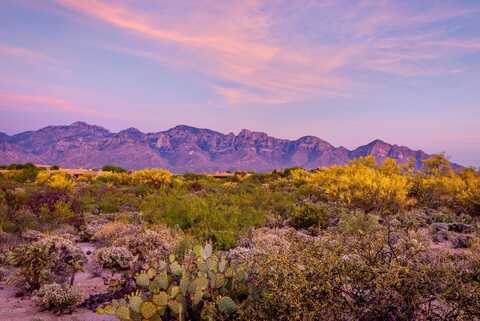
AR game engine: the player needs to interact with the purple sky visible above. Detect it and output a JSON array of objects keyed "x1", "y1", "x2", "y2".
[{"x1": 1, "y1": 0, "x2": 479, "y2": 166}]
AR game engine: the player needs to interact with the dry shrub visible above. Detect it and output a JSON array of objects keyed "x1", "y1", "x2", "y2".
[
  {"x1": 238, "y1": 226, "x2": 480, "y2": 321},
  {"x1": 78, "y1": 217, "x2": 110, "y2": 241},
  {"x1": 49, "y1": 225, "x2": 80, "y2": 242},
  {"x1": 93, "y1": 222, "x2": 140, "y2": 245},
  {"x1": 20, "y1": 229, "x2": 45, "y2": 241},
  {"x1": 0, "y1": 229, "x2": 18, "y2": 249},
  {"x1": 238, "y1": 227, "x2": 309, "y2": 253}
]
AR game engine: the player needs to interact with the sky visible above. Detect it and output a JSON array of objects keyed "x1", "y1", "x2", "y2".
[{"x1": 0, "y1": 0, "x2": 479, "y2": 166}]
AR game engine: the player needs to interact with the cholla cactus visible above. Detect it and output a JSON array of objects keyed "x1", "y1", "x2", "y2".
[
  {"x1": 95, "y1": 246, "x2": 135, "y2": 270},
  {"x1": 35, "y1": 283, "x2": 84, "y2": 313},
  {"x1": 8, "y1": 235, "x2": 86, "y2": 290},
  {"x1": 98, "y1": 243, "x2": 248, "y2": 320},
  {"x1": 112, "y1": 228, "x2": 179, "y2": 268}
]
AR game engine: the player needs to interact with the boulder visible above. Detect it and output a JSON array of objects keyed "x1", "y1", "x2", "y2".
[
  {"x1": 451, "y1": 235, "x2": 473, "y2": 248},
  {"x1": 431, "y1": 223, "x2": 449, "y2": 233},
  {"x1": 432, "y1": 230, "x2": 449, "y2": 243},
  {"x1": 448, "y1": 223, "x2": 474, "y2": 234}
]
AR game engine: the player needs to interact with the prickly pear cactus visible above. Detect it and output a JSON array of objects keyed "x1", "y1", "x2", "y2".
[
  {"x1": 98, "y1": 243, "x2": 248, "y2": 320},
  {"x1": 135, "y1": 272, "x2": 151, "y2": 288},
  {"x1": 115, "y1": 305, "x2": 131, "y2": 321},
  {"x1": 217, "y1": 296, "x2": 237, "y2": 314},
  {"x1": 128, "y1": 291, "x2": 143, "y2": 313},
  {"x1": 140, "y1": 301, "x2": 157, "y2": 319}
]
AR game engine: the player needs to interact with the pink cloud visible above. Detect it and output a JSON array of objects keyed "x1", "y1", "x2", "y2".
[
  {"x1": 51, "y1": 0, "x2": 347, "y2": 104},
  {"x1": 39, "y1": 0, "x2": 480, "y2": 104},
  {"x1": 0, "y1": 92, "x2": 77, "y2": 112},
  {"x1": 0, "y1": 92, "x2": 112, "y2": 119},
  {"x1": 0, "y1": 44, "x2": 52, "y2": 63}
]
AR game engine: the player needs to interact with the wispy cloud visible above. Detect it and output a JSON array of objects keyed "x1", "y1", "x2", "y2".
[
  {"x1": 0, "y1": 92, "x2": 77, "y2": 112},
  {"x1": 0, "y1": 92, "x2": 111, "y2": 118},
  {"x1": 50, "y1": 0, "x2": 348, "y2": 104},
  {"x1": 0, "y1": 44, "x2": 52, "y2": 63},
  {"x1": 38, "y1": 0, "x2": 480, "y2": 104}
]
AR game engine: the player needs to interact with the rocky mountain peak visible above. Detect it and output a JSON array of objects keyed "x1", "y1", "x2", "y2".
[
  {"x1": 0, "y1": 122, "x2": 441, "y2": 172},
  {"x1": 117, "y1": 127, "x2": 144, "y2": 139},
  {"x1": 70, "y1": 121, "x2": 90, "y2": 127},
  {"x1": 296, "y1": 136, "x2": 333, "y2": 149},
  {"x1": 237, "y1": 129, "x2": 271, "y2": 141}
]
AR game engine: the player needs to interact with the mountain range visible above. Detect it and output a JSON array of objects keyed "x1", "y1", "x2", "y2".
[{"x1": 0, "y1": 121, "x2": 435, "y2": 172}]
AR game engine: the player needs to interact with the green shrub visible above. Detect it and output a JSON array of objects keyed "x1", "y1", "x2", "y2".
[
  {"x1": 289, "y1": 202, "x2": 329, "y2": 229},
  {"x1": 52, "y1": 200, "x2": 76, "y2": 223},
  {"x1": 141, "y1": 189, "x2": 266, "y2": 249},
  {"x1": 5, "y1": 167, "x2": 41, "y2": 183},
  {"x1": 102, "y1": 165, "x2": 128, "y2": 173},
  {"x1": 26, "y1": 189, "x2": 78, "y2": 214}
]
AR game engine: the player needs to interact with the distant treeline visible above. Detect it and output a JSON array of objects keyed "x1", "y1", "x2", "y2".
[{"x1": 0, "y1": 163, "x2": 40, "y2": 170}]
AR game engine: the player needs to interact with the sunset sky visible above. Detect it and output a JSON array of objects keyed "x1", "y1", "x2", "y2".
[{"x1": 1, "y1": 0, "x2": 479, "y2": 166}]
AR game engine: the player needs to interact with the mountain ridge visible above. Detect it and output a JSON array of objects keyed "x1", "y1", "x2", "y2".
[{"x1": 0, "y1": 122, "x2": 440, "y2": 172}]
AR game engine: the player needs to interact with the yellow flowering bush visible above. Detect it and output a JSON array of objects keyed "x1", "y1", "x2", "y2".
[
  {"x1": 412, "y1": 174, "x2": 467, "y2": 209},
  {"x1": 411, "y1": 155, "x2": 480, "y2": 214},
  {"x1": 131, "y1": 168, "x2": 173, "y2": 188},
  {"x1": 287, "y1": 167, "x2": 312, "y2": 183},
  {"x1": 35, "y1": 171, "x2": 74, "y2": 191},
  {"x1": 96, "y1": 171, "x2": 132, "y2": 185},
  {"x1": 301, "y1": 158, "x2": 413, "y2": 213}
]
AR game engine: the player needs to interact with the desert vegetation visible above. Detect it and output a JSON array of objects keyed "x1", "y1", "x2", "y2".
[{"x1": 0, "y1": 155, "x2": 479, "y2": 320}]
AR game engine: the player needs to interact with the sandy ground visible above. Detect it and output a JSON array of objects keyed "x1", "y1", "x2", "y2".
[{"x1": 0, "y1": 242, "x2": 117, "y2": 321}]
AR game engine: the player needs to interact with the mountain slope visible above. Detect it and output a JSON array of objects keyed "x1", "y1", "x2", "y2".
[
  {"x1": 0, "y1": 122, "x2": 436, "y2": 172},
  {"x1": 350, "y1": 139, "x2": 430, "y2": 168}
]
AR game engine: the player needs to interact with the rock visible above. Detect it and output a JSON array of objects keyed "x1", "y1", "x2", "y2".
[
  {"x1": 80, "y1": 279, "x2": 136, "y2": 310},
  {"x1": 432, "y1": 230, "x2": 449, "y2": 243},
  {"x1": 452, "y1": 235, "x2": 472, "y2": 248},
  {"x1": 431, "y1": 223, "x2": 449, "y2": 233},
  {"x1": 448, "y1": 223, "x2": 474, "y2": 234}
]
